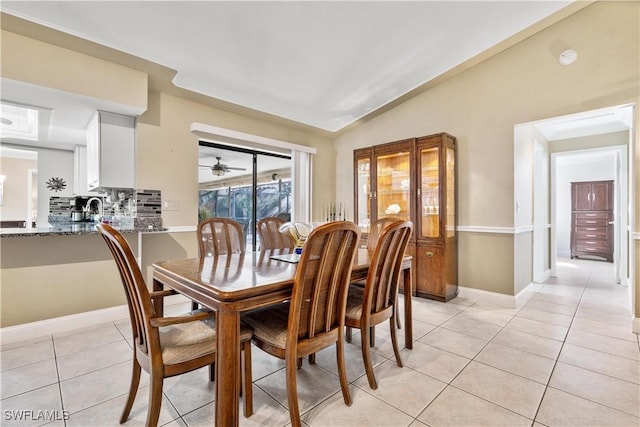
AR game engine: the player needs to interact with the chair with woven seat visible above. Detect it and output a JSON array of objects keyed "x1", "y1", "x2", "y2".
[
  {"x1": 96, "y1": 223, "x2": 253, "y2": 427},
  {"x1": 345, "y1": 220, "x2": 413, "y2": 390},
  {"x1": 242, "y1": 221, "x2": 360, "y2": 427},
  {"x1": 257, "y1": 216, "x2": 294, "y2": 252}
]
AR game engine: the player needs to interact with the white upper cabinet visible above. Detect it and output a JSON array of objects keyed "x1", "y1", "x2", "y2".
[{"x1": 86, "y1": 111, "x2": 135, "y2": 191}]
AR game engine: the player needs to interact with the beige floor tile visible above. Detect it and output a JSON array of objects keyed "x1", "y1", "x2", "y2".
[
  {"x1": 401, "y1": 341, "x2": 470, "y2": 383},
  {"x1": 162, "y1": 366, "x2": 215, "y2": 415},
  {"x1": 60, "y1": 360, "x2": 149, "y2": 414},
  {"x1": 530, "y1": 292, "x2": 580, "y2": 308},
  {"x1": 566, "y1": 329, "x2": 639, "y2": 361},
  {"x1": 523, "y1": 299, "x2": 577, "y2": 316},
  {"x1": 570, "y1": 317, "x2": 638, "y2": 342},
  {"x1": 474, "y1": 342, "x2": 555, "y2": 384},
  {"x1": 411, "y1": 302, "x2": 458, "y2": 326},
  {"x1": 455, "y1": 304, "x2": 517, "y2": 327},
  {"x1": 439, "y1": 316, "x2": 502, "y2": 341},
  {"x1": 536, "y1": 387, "x2": 639, "y2": 427},
  {"x1": 537, "y1": 284, "x2": 584, "y2": 298},
  {"x1": 418, "y1": 327, "x2": 488, "y2": 359},
  {"x1": 491, "y1": 328, "x2": 562, "y2": 360},
  {"x1": 558, "y1": 343, "x2": 640, "y2": 384},
  {"x1": 418, "y1": 386, "x2": 532, "y2": 426},
  {"x1": 516, "y1": 307, "x2": 573, "y2": 327},
  {"x1": 66, "y1": 385, "x2": 180, "y2": 426},
  {"x1": 451, "y1": 361, "x2": 545, "y2": 419},
  {"x1": 56, "y1": 339, "x2": 132, "y2": 381},
  {"x1": 574, "y1": 306, "x2": 633, "y2": 327},
  {"x1": 254, "y1": 361, "x2": 341, "y2": 414},
  {"x1": 313, "y1": 341, "x2": 385, "y2": 386},
  {"x1": 0, "y1": 335, "x2": 51, "y2": 352},
  {"x1": 53, "y1": 323, "x2": 126, "y2": 357},
  {"x1": 0, "y1": 384, "x2": 63, "y2": 427},
  {"x1": 549, "y1": 362, "x2": 639, "y2": 417},
  {"x1": 1, "y1": 358, "x2": 59, "y2": 399},
  {"x1": 302, "y1": 386, "x2": 413, "y2": 427},
  {"x1": 181, "y1": 386, "x2": 287, "y2": 427},
  {"x1": 505, "y1": 316, "x2": 568, "y2": 341},
  {"x1": 0, "y1": 339, "x2": 54, "y2": 372},
  {"x1": 352, "y1": 359, "x2": 446, "y2": 417}
]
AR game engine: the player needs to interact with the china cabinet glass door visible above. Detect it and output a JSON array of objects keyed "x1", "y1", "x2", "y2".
[
  {"x1": 355, "y1": 156, "x2": 371, "y2": 232},
  {"x1": 445, "y1": 147, "x2": 456, "y2": 238},
  {"x1": 376, "y1": 150, "x2": 411, "y2": 223},
  {"x1": 420, "y1": 146, "x2": 440, "y2": 238}
]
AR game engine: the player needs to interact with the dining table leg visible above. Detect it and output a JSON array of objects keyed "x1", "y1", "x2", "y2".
[
  {"x1": 215, "y1": 304, "x2": 241, "y2": 427},
  {"x1": 403, "y1": 266, "x2": 413, "y2": 349}
]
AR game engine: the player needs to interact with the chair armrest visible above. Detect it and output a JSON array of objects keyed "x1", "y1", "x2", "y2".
[
  {"x1": 149, "y1": 289, "x2": 177, "y2": 299},
  {"x1": 150, "y1": 310, "x2": 214, "y2": 327}
]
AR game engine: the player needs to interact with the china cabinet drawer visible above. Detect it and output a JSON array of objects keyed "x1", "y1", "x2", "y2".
[
  {"x1": 575, "y1": 212, "x2": 609, "y2": 219},
  {"x1": 574, "y1": 229, "x2": 607, "y2": 240},
  {"x1": 575, "y1": 219, "x2": 608, "y2": 227}
]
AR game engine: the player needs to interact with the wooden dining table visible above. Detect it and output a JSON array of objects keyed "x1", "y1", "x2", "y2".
[{"x1": 152, "y1": 248, "x2": 413, "y2": 427}]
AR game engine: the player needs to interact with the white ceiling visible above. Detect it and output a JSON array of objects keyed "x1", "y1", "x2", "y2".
[
  {"x1": 1, "y1": 0, "x2": 632, "y2": 181},
  {"x1": 2, "y1": 0, "x2": 574, "y2": 132}
]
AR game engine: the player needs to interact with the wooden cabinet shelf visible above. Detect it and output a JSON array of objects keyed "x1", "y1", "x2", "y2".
[{"x1": 353, "y1": 133, "x2": 457, "y2": 301}]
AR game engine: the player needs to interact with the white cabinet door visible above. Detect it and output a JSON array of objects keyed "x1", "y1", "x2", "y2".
[{"x1": 86, "y1": 111, "x2": 135, "y2": 191}]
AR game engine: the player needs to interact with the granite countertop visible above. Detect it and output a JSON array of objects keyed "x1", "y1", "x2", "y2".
[{"x1": 0, "y1": 222, "x2": 168, "y2": 237}]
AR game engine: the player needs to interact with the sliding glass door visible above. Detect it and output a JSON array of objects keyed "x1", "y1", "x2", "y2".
[{"x1": 198, "y1": 142, "x2": 291, "y2": 250}]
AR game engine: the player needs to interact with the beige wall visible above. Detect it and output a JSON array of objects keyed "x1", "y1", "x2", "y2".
[
  {"x1": 334, "y1": 2, "x2": 639, "y2": 304},
  {"x1": 0, "y1": 26, "x2": 335, "y2": 326}
]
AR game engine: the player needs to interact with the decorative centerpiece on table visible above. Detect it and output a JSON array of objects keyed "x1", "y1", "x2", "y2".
[
  {"x1": 385, "y1": 204, "x2": 401, "y2": 215},
  {"x1": 279, "y1": 222, "x2": 313, "y2": 254}
]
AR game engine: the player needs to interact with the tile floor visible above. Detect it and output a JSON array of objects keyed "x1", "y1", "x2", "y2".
[{"x1": 1, "y1": 258, "x2": 639, "y2": 426}]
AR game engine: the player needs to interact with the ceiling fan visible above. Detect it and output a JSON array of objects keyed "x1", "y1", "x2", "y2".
[{"x1": 199, "y1": 156, "x2": 247, "y2": 176}]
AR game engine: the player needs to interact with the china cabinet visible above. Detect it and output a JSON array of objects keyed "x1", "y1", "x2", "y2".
[
  {"x1": 353, "y1": 132, "x2": 457, "y2": 301},
  {"x1": 570, "y1": 180, "x2": 613, "y2": 262}
]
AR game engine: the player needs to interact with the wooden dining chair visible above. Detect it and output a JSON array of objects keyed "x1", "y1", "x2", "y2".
[
  {"x1": 257, "y1": 216, "x2": 294, "y2": 252},
  {"x1": 241, "y1": 221, "x2": 360, "y2": 427},
  {"x1": 355, "y1": 216, "x2": 403, "y2": 337},
  {"x1": 345, "y1": 220, "x2": 413, "y2": 390},
  {"x1": 193, "y1": 217, "x2": 246, "y2": 310},
  {"x1": 96, "y1": 223, "x2": 253, "y2": 427},
  {"x1": 198, "y1": 217, "x2": 246, "y2": 257}
]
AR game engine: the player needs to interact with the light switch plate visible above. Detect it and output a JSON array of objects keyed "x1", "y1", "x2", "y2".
[{"x1": 163, "y1": 200, "x2": 179, "y2": 211}]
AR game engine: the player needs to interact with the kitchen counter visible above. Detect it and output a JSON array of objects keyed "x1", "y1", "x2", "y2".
[{"x1": 0, "y1": 223, "x2": 167, "y2": 237}]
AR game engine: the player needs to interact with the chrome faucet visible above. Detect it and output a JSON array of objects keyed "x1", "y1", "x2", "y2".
[{"x1": 86, "y1": 197, "x2": 104, "y2": 221}]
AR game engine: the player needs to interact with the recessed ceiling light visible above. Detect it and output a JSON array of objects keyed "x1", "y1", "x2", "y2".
[
  {"x1": 559, "y1": 49, "x2": 578, "y2": 66},
  {"x1": 0, "y1": 102, "x2": 39, "y2": 141}
]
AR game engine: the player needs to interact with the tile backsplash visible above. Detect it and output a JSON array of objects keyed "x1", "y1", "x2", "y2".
[{"x1": 48, "y1": 189, "x2": 163, "y2": 229}]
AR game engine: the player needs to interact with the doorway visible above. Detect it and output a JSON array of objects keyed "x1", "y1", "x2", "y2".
[
  {"x1": 518, "y1": 103, "x2": 635, "y2": 316},
  {"x1": 198, "y1": 142, "x2": 292, "y2": 251}
]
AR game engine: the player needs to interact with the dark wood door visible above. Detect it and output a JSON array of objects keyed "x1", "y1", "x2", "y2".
[
  {"x1": 591, "y1": 181, "x2": 612, "y2": 211},
  {"x1": 573, "y1": 182, "x2": 594, "y2": 211}
]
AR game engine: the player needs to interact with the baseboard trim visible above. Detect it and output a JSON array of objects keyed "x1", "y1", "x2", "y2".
[
  {"x1": 457, "y1": 286, "x2": 516, "y2": 308},
  {"x1": 457, "y1": 282, "x2": 538, "y2": 309},
  {"x1": 0, "y1": 294, "x2": 190, "y2": 345}
]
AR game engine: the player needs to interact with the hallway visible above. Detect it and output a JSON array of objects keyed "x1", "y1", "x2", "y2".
[{"x1": 1, "y1": 258, "x2": 638, "y2": 426}]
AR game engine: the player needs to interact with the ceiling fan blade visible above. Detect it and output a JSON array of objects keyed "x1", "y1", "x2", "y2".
[
  {"x1": 198, "y1": 164, "x2": 213, "y2": 168},
  {"x1": 225, "y1": 166, "x2": 247, "y2": 171}
]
